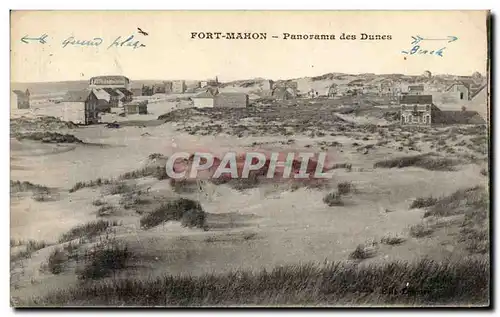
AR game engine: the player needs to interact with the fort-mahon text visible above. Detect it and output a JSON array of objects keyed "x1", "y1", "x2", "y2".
[{"x1": 190, "y1": 32, "x2": 392, "y2": 40}]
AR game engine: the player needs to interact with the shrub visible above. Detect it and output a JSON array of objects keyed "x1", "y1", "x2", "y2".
[
  {"x1": 140, "y1": 198, "x2": 205, "y2": 229},
  {"x1": 480, "y1": 168, "x2": 488, "y2": 176},
  {"x1": 59, "y1": 220, "x2": 118, "y2": 243},
  {"x1": 323, "y1": 192, "x2": 343, "y2": 206},
  {"x1": 180, "y1": 209, "x2": 207, "y2": 229},
  {"x1": 410, "y1": 197, "x2": 438, "y2": 209},
  {"x1": 423, "y1": 186, "x2": 487, "y2": 218},
  {"x1": 69, "y1": 178, "x2": 113, "y2": 193},
  {"x1": 10, "y1": 180, "x2": 49, "y2": 193},
  {"x1": 92, "y1": 199, "x2": 106, "y2": 206},
  {"x1": 78, "y1": 242, "x2": 131, "y2": 280},
  {"x1": 409, "y1": 224, "x2": 434, "y2": 238},
  {"x1": 373, "y1": 154, "x2": 458, "y2": 171},
  {"x1": 97, "y1": 205, "x2": 114, "y2": 217},
  {"x1": 381, "y1": 235, "x2": 406, "y2": 245},
  {"x1": 48, "y1": 248, "x2": 67, "y2": 274},
  {"x1": 107, "y1": 182, "x2": 132, "y2": 195},
  {"x1": 337, "y1": 182, "x2": 352, "y2": 195},
  {"x1": 11, "y1": 240, "x2": 48, "y2": 262},
  {"x1": 349, "y1": 243, "x2": 377, "y2": 260},
  {"x1": 32, "y1": 192, "x2": 54, "y2": 202}
]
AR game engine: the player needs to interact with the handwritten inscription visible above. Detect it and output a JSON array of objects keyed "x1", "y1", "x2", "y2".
[
  {"x1": 107, "y1": 35, "x2": 146, "y2": 50},
  {"x1": 62, "y1": 37, "x2": 103, "y2": 48},
  {"x1": 401, "y1": 35, "x2": 458, "y2": 57},
  {"x1": 21, "y1": 34, "x2": 146, "y2": 50}
]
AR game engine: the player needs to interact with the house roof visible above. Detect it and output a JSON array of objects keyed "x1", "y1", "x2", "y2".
[
  {"x1": 12, "y1": 90, "x2": 28, "y2": 98},
  {"x1": 116, "y1": 88, "x2": 134, "y2": 96},
  {"x1": 439, "y1": 111, "x2": 486, "y2": 124},
  {"x1": 102, "y1": 88, "x2": 120, "y2": 97},
  {"x1": 92, "y1": 88, "x2": 111, "y2": 101},
  {"x1": 408, "y1": 85, "x2": 424, "y2": 91},
  {"x1": 470, "y1": 84, "x2": 488, "y2": 100},
  {"x1": 400, "y1": 95, "x2": 433, "y2": 104},
  {"x1": 89, "y1": 75, "x2": 130, "y2": 83},
  {"x1": 64, "y1": 90, "x2": 90, "y2": 102}
]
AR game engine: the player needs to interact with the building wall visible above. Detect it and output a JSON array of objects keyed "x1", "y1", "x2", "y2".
[
  {"x1": 192, "y1": 98, "x2": 215, "y2": 108},
  {"x1": 172, "y1": 81, "x2": 186, "y2": 93},
  {"x1": 215, "y1": 94, "x2": 249, "y2": 108},
  {"x1": 400, "y1": 103, "x2": 432, "y2": 125},
  {"x1": 448, "y1": 84, "x2": 470, "y2": 101}
]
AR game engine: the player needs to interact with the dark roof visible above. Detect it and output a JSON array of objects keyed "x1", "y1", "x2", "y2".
[
  {"x1": 408, "y1": 85, "x2": 424, "y2": 91},
  {"x1": 400, "y1": 95, "x2": 432, "y2": 104},
  {"x1": 438, "y1": 111, "x2": 486, "y2": 125},
  {"x1": 64, "y1": 90, "x2": 90, "y2": 102},
  {"x1": 102, "y1": 88, "x2": 120, "y2": 97},
  {"x1": 12, "y1": 90, "x2": 28, "y2": 98},
  {"x1": 89, "y1": 75, "x2": 130, "y2": 83},
  {"x1": 470, "y1": 84, "x2": 487, "y2": 100},
  {"x1": 116, "y1": 88, "x2": 133, "y2": 96}
]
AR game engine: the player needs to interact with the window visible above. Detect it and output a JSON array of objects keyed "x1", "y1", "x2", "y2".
[
  {"x1": 460, "y1": 92, "x2": 464, "y2": 100},
  {"x1": 426, "y1": 105, "x2": 430, "y2": 111}
]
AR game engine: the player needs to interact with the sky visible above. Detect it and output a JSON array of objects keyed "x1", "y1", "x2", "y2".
[{"x1": 10, "y1": 10, "x2": 489, "y2": 83}]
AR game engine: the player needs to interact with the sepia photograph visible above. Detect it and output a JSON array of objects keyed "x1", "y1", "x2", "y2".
[{"x1": 9, "y1": 10, "x2": 491, "y2": 307}]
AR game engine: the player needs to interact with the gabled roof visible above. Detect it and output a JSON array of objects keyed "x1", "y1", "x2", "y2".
[
  {"x1": 400, "y1": 95, "x2": 433, "y2": 104},
  {"x1": 102, "y1": 88, "x2": 120, "y2": 97},
  {"x1": 470, "y1": 84, "x2": 488, "y2": 100},
  {"x1": 116, "y1": 88, "x2": 134, "y2": 96},
  {"x1": 92, "y1": 88, "x2": 111, "y2": 101},
  {"x1": 12, "y1": 90, "x2": 28, "y2": 98}
]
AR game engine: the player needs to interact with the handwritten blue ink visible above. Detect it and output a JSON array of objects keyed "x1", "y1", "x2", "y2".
[
  {"x1": 108, "y1": 35, "x2": 146, "y2": 50},
  {"x1": 402, "y1": 35, "x2": 456, "y2": 57},
  {"x1": 62, "y1": 36, "x2": 103, "y2": 48},
  {"x1": 21, "y1": 34, "x2": 48, "y2": 44}
]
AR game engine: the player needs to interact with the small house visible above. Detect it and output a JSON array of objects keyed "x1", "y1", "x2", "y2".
[
  {"x1": 102, "y1": 88, "x2": 120, "y2": 107},
  {"x1": 327, "y1": 84, "x2": 338, "y2": 98},
  {"x1": 190, "y1": 87, "x2": 220, "y2": 108},
  {"x1": 131, "y1": 88, "x2": 143, "y2": 97},
  {"x1": 172, "y1": 80, "x2": 186, "y2": 94},
  {"x1": 445, "y1": 82, "x2": 470, "y2": 101},
  {"x1": 124, "y1": 101, "x2": 148, "y2": 115},
  {"x1": 407, "y1": 85, "x2": 425, "y2": 95},
  {"x1": 215, "y1": 93, "x2": 249, "y2": 108},
  {"x1": 11, "y1": 89, "x2": 30, "y2": 109},
  {"x1": 400, "y1": 95, "x2": 434, "y2": 125},
  {"x1": 92, "y1": 89, "x2": 112, "y2": 112},
  {"x1": 271, "y1": 87, "x2": 296, "y2": 100}
]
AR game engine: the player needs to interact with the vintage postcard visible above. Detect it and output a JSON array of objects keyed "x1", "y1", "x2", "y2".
[{"x1": 10, "y1": 10, "x2": 490, "y2": 307}]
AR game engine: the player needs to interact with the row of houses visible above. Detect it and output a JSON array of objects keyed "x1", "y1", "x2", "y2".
[
  {"x1": 399, "y1": 94, "x2": 486, "y2": 126},
  {"x1": 141, "y1": 77, "x2": 220, "y2": 96}
]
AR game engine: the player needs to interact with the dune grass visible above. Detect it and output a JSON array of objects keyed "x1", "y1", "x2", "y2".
[
  {"x1": 10, "y1": 180, "x2": 49, "y2": 193},
  {"x1": 24, "y1": 257, "x2": 489, "y2": 306},
  {"x1": 410, "y1": 197, "x2": 438, "y2": 209},
  {"x1": 374, "y1": 153, "x2": 458, "y2": 171},
  {"x1": 140, "y1": 198, "x2": 206, "y2": 229},
  {"x1": 58, "y1": 220, "x2": 119, "y2": 243},
  {"x1": 11, "y1": 240, "x2": 49, "y2": 262},
  {"x1": 77, "y1": 242, "x2": 131, "y2": 281}
]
